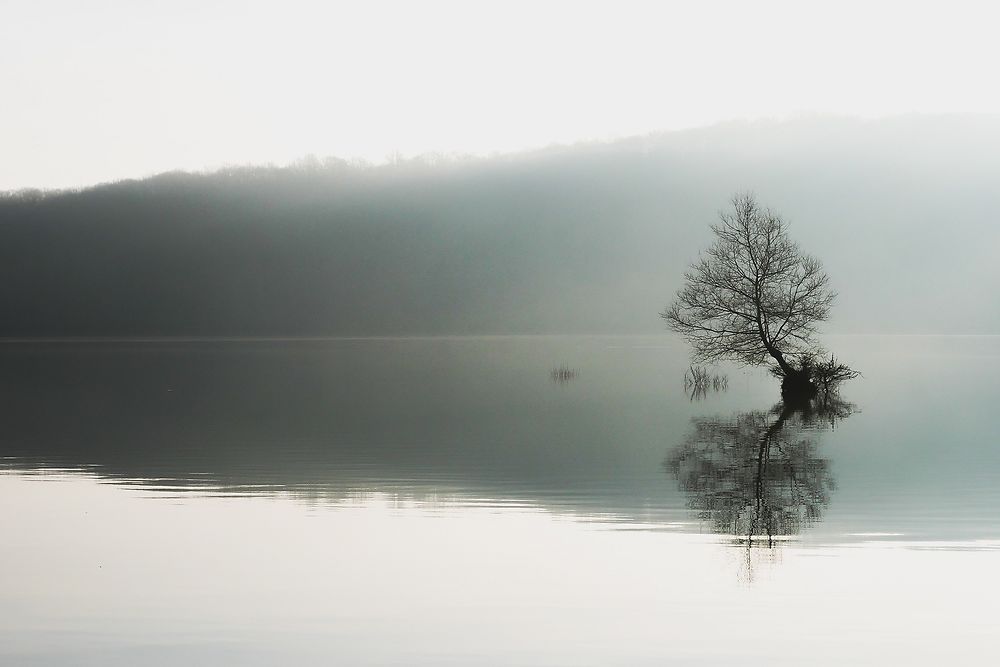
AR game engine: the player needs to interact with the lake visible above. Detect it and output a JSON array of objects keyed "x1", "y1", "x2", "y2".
[{"x1": 2, "y1": 335, "x2": 999, "y2": 665}]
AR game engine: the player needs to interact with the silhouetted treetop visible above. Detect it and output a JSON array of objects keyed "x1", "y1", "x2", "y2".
[{"x1": 663, "y1": 193, "x2": 856, "y2": 398}]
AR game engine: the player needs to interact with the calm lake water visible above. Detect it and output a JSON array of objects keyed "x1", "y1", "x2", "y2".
[{"x1": 2, "y1": 335, "x2": 999, "y2": 665}]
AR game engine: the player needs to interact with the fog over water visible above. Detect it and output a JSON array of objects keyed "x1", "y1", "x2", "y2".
[
  {"x1": 2, "y1": 115, "x2": 998, "y2": 338},
  {"x1": 3, "y1": 111, "x2": 1000, "y2": 665}
]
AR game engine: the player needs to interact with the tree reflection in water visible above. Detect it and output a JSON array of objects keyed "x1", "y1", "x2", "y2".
[{"x1": 666, "y1": 396, "x2": 855, "y2": 559}]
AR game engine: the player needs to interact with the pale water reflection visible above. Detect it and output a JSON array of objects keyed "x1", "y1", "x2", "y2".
[{"x1": 1, "y1": 335, "x2": 1000, "y2": 664}]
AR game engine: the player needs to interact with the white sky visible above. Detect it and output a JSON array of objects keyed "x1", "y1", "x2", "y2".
[{"x1": 3, "y1": 0, "x2": 1000, "y2": 190}]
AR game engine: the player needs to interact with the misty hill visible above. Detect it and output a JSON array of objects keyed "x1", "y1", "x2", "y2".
[{"x1": 2, "y1": 114, "x2": 999, "y2": 337}]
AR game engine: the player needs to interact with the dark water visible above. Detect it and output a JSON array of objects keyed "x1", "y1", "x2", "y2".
[{"x1": 2, "y1": 336, "x2": 999, "y2": 664}]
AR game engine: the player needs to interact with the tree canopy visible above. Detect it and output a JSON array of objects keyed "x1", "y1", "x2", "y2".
[{"x1": 663, "y1": 194, "x2": 854, "y2": 395}]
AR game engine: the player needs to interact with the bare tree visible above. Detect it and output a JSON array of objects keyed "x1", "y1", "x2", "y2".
[{"x1": 663, "y1": 193, "x2": 853, "y2": 397}]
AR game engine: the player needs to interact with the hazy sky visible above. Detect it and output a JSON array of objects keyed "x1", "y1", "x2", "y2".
[{"x1": 4, "y1": 0, "x2": 1000, "y2": 190}]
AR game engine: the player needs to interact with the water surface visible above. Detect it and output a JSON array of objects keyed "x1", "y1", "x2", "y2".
[{"x1": 2, "y1": 335, "x2": 998, "y2": 664}]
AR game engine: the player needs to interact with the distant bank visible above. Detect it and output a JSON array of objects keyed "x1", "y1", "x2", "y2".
[{"x1": 2, "y1": 115, "x2": 998, "y2": 337}]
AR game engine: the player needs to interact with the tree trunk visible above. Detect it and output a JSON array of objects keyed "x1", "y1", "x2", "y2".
[
  {"x1": 780, "y1": 369, "x2": 817, "y2": 402},
  {"x1": 763, "y1": 342, "x2": 795, "y2": 377},
  {"x1": 764, "y1": 343, "x2": 817, "y2": 401}
]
